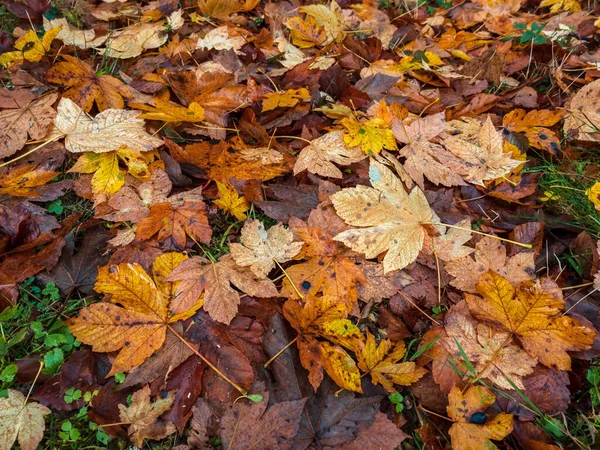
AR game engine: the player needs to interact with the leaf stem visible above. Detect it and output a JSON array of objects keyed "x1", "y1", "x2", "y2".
[
  {"x1": 264, "y1": 336, "x2": 298, "y2": 369},
  {"x1": 274, "y1": 259, "x2": 304, "y2": 300},
  {"x1": 423, "y1": 222, "x2": 532, "y2": 249},
  {"x1": 24, "y1": 361, "x2": 44, "y2": 404},
  {"x1": 396, "y1": 290, "x2": 440, "y2": 325},
  {"x1": 0, "y1": 134, "x2": 63, "y2": 168},
  {"x1": 167, "y1": 324, "x2": 247, "y2": 396}
]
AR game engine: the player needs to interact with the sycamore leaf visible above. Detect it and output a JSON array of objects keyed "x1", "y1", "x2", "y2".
[
  {"x1": 465, "y1": 272, "x2": 596, "y2": 370},
  {"x1": 43, "y1": 17, "x2": 107, "y2": 49},
  {"x1": 0, "y1": 91, "x2": 58, "y2": 159},
  {"x1": 283, "y1": 295, "x2": 361, "y2": 391},
  {"x1": 442, "y1": 302, "x2": 536, "y2": 390},
  {"x1": 287, "y1": 15, "x2": 328, "y2": 48},
  {"x1": 281, "y1": 216, "x2": 366, "y2": 310},
  {"x1": 130, "y1": 90, "x2": 205, "y2": 123},
  {"x1": 447, "y1": 385, "x2": 514, "y2": 450},
  {"x1": 69, "y1": 147, "x2": 158, "y2": 204},
  {"x1": 262, "y1": 88, "x2": 310, "y2": 112},
  {"x1": 118, "y1": 385, "x2": 176, "y2": 448},
  {"x1": 230, "y1": 219, "x2": 303, "y2": 278},
  {"x1": 0, "y1": 165, "x2": 60, "y2": 198},
  {"x1": 341, "y1": 118, "x2": 397, "y2": 155},
  {"x1": 392, "y1": 112, "x2": 467, "y2": 188},
  {"x1": 445, "y1": 237, "x2": 535, "y2": 293},
  {"x1": 564, "y1": 78, "x2": 600, "y2": 141},
  {"x1": 220, "y1": 392, "x2": 306, "y2": 450},
  {"x1": 166, "y1": 254, "x2": 279, "y2": 324},
  {"x1": 213, "y1": 182, "x2": 250, "y2": 220},
  {"x1": 0, "y1": 27, "x2": 61, "y2": 66},
  {"x1": 99, "y1": 22, "x2": 167, "y2": 59},
  {"x1": 443, "y1": 117, "x2": 523, "y2": 186},
  {"x1": 300, "y1": 3, "x2": 345, "y2": 45},
  {"x1": 66, "y1": 253, "x2": 203, "y2": 376},
  {"x1": 539, "y1": 0, "x2": 581, "y2": 12},
  {"x1": 586, "y1": 182, "x2": 600, "y2": 211},
  {"x1": 293, "y1": 130, "x2": 366, "y2": 179},
  {"x1": 320, "y1": 341, "x2": 362, "y2": 393},
  {"x1": 433, "y1": 219, "x2": 474, "y2": 262},
  {"x1": 46, "y1": 55, "x2": 131, "y2": 112},
  {"x1": 0, "y1": 389, "x2": 50, "y2": 450},
  {"x1": 52, "y1": 98, "x2": 163, "y2": 154},
  {"x1": 355, "y1": 331, "x2": 427, "y2": 392},
  {"x1": 198, "y1": 0, "x2": 260, "y2": 19},
  {"x1": 332, "y1": 159, "x2": 444, "y2": 273},
  {"x1": 503, "y1": 109, "x2": 563, "y2": 154},
  {"x1": 196, "y1": 26, "x2": 246, "y2": 52}
]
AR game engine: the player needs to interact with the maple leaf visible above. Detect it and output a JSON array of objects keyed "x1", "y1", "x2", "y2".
[
  {"x1": 69, "y1": 147, "x2": 159, "y2": 204},
  {"x1": 447, "y1": 385, "x2": 514, "y2": 450},
  {"x1": 0, "y1": 91, "x2": 58, "y2": 159},
  {"x1": 281, "y1": 216, "x2": 366, "y2": 310},
  {"x1": 51, "y1": 98, "x2": 163, "y2": 154},
  {"x1": 220, "y1": 391, "x2": 306, "y2": 450},
  {"x1": 166, "y1": 254, "x2": 279, "y2": 324},
  {"x1": 332, "y1": 159, "x2": 443, "y2": 273},
  {"x1": 355, "y1": 331, "x2": 427, "y2": 392},
  {"x1": 0, "y1": 389, "x2": 50, "y2": 450},
  {"x1": 299, "y1": 3, "x2": 345, "y2": 45},
  {"x1": 198, "y1": 0, "x2": 260, "y2": 19},
  {"x1": 293, "y1": 130, "x2": 366, "y2": 179},
  {"x1": 441, "y1": 302, "x2": 536, "y2": 390},
  {"x1": 284, "y1": 295, "x2": 362, "y2": 391},
  {"x1": 262, "y1": 88, "x2": 311, "y2": 112},
  {"x1": 465, "y1": 271, "x2": 596, "y2": 370},
  {"x1": 341, "y1": 117, "x2": 398, "y2": 155},
  {"x1": 433, "y1": 219, "x2": 474, "y2": 262},
  {"x1": 502, "y1": 109, "x2": 563, "y2": 155},
  {"x1": 99, "y1": 22, "x2": 167, "y2": 59},
  {"x1": 564, "y1": 78, "x2": 600, "y2": 141},
  {"x1": 43, "y1": 17, "x2": 107, "y2": 49},
  {"x1": 213, "y1": 182, "x2": 250, "y2": 220},
  {"x1": 287, "y1": 15, "x2": 328, "y2": 48},
  {"x1": 46, "y1": 55, "x2": 131, "y2": 112},
  {"x1": 540, "y1": 0, "x2": 581, "y2": 12},
  {"x1": 445, "y1": 237, "x2": 535, "y2": 293},
  {"x1": 230, "y1": 219, "x2": 303, "y2": 278},
  {"x1": 196, "y1": 26, "x2": 247, "y2": 52},
  {"x1": 67, "y1": 252, "x2": 203, "y2": 376},
  {"x1": 130, "y1": 90, "x2": 205, "y2": 123},
  {"x1": 586, "y1": 182, "x2": 600, "y2": 211},
  {"x1": 118, "y1": 385, "x2": 176, "y2": 447},
  {"x1": 443, "y1": 117, "x2": 523, "y2": 186},
  {"x1": 392, "y1": 112, "x2": 467, "y2": 188},
  {"x1": 0, "y1": 27, "x2": 61, "y2": 66},
  {"x1": 0, "y1": 164, "x2": 60, "y2": 198}
]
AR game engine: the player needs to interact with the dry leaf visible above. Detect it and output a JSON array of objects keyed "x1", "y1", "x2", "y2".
[
  {"x1": 262, "y1": 88, "x2": 310, "y2": 112},
  {"x1": 341, "y1": 118, "x2": 397, "y2": 155},
  {"x1": 213, "y1": 182, "x2": 250, "y2": 220},
  {"x1": 564, "y1": 78, "x2": 600, "y2": 141},
  {"x1": 0, "y1": 389, "x2": 50, "y2": 450},
  {"x1": 433, "y1": 219, "x2": 474, "y2": 262},
  {"x1": 198, "y1": 0, "x2": 260, "y2": 19},
  {"x1": 130, "y1": 90, "x2": 205, "y2": 123},
  {"x1": 43, "y1": 17, "x2": 107, "y2": 48},
  {"x1": 100, "y1": 22, "x2": 167, "y2": 59}
]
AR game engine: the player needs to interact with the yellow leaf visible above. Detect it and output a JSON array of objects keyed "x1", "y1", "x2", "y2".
[
  {"x1": 198, "y1": 0, "x2": 260, "y2": 19},
  {"x1": 320, "y1": 341, "x2": 362, "y2": 393},
  {"x1": 465, "y1": 271, "x2": 596, "y2": 370},
  {"x1": 0, "y1": 165, "x2": 59, "y2": 198},
  {"x1": 66, "y1": 253, "x2": 201, "y2": 376},
  {"x1": 214, "y1": 182, "x2": 250, "y2": 220},
  {"x1": 43, "y1": 17, "x2": 106, "y2": 49},
  {"x1": 261, "y1": 88, "x2": 310, "y2": 112},
  {"x1": 300, "y1": 2, "x2": 345, "y2": 45},
  {"x1": 287, "y1": 15, "x2": 328, "y2": 48},
  {"x1": 539, "y1": 0, "x2": 581, "y2": 12},
  {"x1": 585, "y1": 182, "x2": 600, "y2": 211},
  {"x1": 16, "y1": 27, "x2": 62, "y2": 63},
  {"x1": 130, "y1": 91, "x2": 205, "y2": 123},
  {"x1": 447, "y1": 385, "x2": 514, "y2": 450},
  {"x1": 99, "y1": 22, "x2": 167, "y2": 59},
  {"x1": 332, "y1": 159, "x2": 443, "y2": 273},
  {"x1": 341, "y1": 118, "x2": 397, "y2": 155},
  {"x1": 355, "y1": 331, "x2": 427, "y2": 392}
]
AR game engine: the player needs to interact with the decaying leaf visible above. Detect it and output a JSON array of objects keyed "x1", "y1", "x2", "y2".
[
  {"x1": 213, "y1": 182, "x2": 250, "y2": 220},
  {"x1": 0, "y1": 389, "x2": 50, "y2": 450},
  {"x1": 130, "y1": 90, "x2": 205, "y2": 123},
  {"x1": 262, "y1": 88, "x2": 311, "y2": 112},
  {"x1": 99, "y1": 22, "x2": 167, "y2": 59},
  {"x1": 341, "y1": 117, "x2": 397, "y2": 155},
  {"x1": 564, "y1": 78, "x2": 600, "y2": 141},
  {"x1": 230, "y1": 219, "x2": 303, "y2": 278}
]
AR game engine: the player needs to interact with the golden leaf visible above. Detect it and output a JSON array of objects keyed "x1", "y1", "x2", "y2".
[
  {"x1": 299, "y1": 2, "x2": 345, "y2": 45},
  {"x1": 99, "y1": 22, "x2": 167, "y2": 59},
  {"x1": 320, "y1": 341, "x2": 362, "y2": 393},
  {"x1": 262, "y1": 88, "x2": 310, "y2": 112},
  {"x1": 465, "y1": 271, "x2": 596, "y2": 370},
  {"x1": 229, "y1": 219, "x2": 303, "y2": 278},
  {"x1": 447, "y1": 385, "x2": 514, "y2": 450},
  {"x1": 0, "y1": 27, "x2": 61, "y2": 66},
  {"x1": 341, "y1": 117, "x2": 397, "y2": 155},
  {"x1": 539, "y1": 0, "x2": 581, "y2": 12},
  {"x1": 355, "y1": 331, "x2": 427, "y2": 392},
  {"x1": 213, "y1": 182, "x2": 250, "y2": 220},
  {"x1": 332, "y1": 159, "x2": 443, "y2": 273},
  {"x1": 287, "y1": 15, "x2": 328, "y2": 48},
  {"x1": 130, "y1": 90, "x2": 204, "y2": 123},
  {"x1": 198, "y1": 0, "x2": 260, "y2": 19},
  {"x1": 51, "y1": 98, "x2": 163, "y2": 154},
  {"x1": 0, "y1": 165, "x2": 60, "y2": 198},
  {"x1": 586, "y1": 182, "x2": 600, "y2": 211}
]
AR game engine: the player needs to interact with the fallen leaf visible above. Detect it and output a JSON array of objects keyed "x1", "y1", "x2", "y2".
[
  {"x1": 43, "y1": 17, "x2": 107, "y2": 49},
  {"x1": 446, "y1": 237, "x2": 534, "y2": 293},
  {"x1": 323, "y1": 412, "x2": 409, "y2": 450},
  {"x1": 51, "y1": 98, "x2": 163, "y2": 154},
  {"x1": 255, "y1": 184, "x2": 320, "y2": 223},
  {"x1": 0, "y1": 389, "x2": 50, "y2": 450},
  {"x1": 433, "y1": 218, "x2": 474, "y2": 262},
  {"x1": 130, "y1": 90, "x2": 205, "y2": 123},
  {"x1": 167, "y1": 254, "x2": 279, "y2": 324},
  {"x1": 332, "y1": 159, "x2": 444, "y2": 273},
  {"x1": 262, "y1": 88, "x2": 310, "y2": 112},
  {"x1": 341, "y1": 117, "x2": 397, "y2": 155},
  {"x1": 503, "y1": 109, "x2": 563, "y2": 155},
  {"x1": 213, "y1": 182, "x2": 249, "y2": 220},
  {"x1": 196, "y1": 26, "x2": 247, "y2": 52},
  {"x1": 230, "y1": 219, "x2": 303, "y2": 278},
  {"x1": 67, "y1": 253, "x2": 202, "y2": 375},
  {"x1": 46, "y1": 55, "x2": 131, "y2": 112},
  {"x1": 99, "y1": 22, "x2": 167, "y2": 59},
  {"x1": 0, "y1": 91, "x2": 58, "y2": 159},
  {"x1": 465, "y1": 271, "x2": 596, "y2": 370},
  {"x1": 118, "y1": 385, "x2": 176, "y2": 447},
  {"x1": 447, "y1": 385, "x2": 514, "y2": 450},
  {"x1": 288, "y1": 15, "x2": 328, "y2": 48},
  {"x1": 320, "y1": 340, "x2": 362, "y2": 393},
  {"x1": 198, "y1": 0, "x2": 260, "y2": 19},
  {"x1": 300, "y1": 3, "x2": 345, "y2": 45},
  {"x1": 0, "y1": 27, "x2": 61, "y2": 66},
  {"x1": 293, "y1": 130, "x2": 366, "y2": 179},
  {"x1": 355, "y1": 330, "x2": 427, "y2": 391}
]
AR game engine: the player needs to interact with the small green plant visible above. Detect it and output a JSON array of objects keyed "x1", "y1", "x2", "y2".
[
  {"x1": 514, "y1": 22, "x2": 548, "y2": 45},
  {"x1": 588, "y1": 367, "x2": 600, "y2": 408},
  {"x1": 47, "y1": 199, "x2": 64, "y2": 215},
  {"x1": 389, "y1": 392, "x2": 404, "y2": 413}
]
